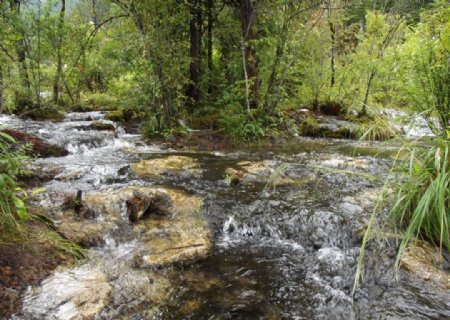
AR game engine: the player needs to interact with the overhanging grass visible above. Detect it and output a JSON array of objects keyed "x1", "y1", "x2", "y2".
[{"x1": 390, "y1": 142, "x2": 450, "y2": 268}]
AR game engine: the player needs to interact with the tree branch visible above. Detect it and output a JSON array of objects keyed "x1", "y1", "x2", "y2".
[{"x1": 0, "y1": 43, "x2": 15, "y2": 62}]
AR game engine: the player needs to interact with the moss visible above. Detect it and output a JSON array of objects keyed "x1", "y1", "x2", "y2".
[
  {"x1": 105, "y1": 109, "x2": 133, "y2": 123},
  {"x1": 89, "y1": 121, "x2": 115, "y2": 131}
]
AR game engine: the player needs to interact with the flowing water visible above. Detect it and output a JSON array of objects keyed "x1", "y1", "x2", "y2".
[{"x1": 1, "y1": 112, "x2": 448, "y2": 320}]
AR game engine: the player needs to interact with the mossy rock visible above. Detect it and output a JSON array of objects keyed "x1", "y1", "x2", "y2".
[
  {"x1": 130, "y1": 156, "x2": 202, "y2": 179},
  {"x1": 105, "y1": 109, "x2": 133, "y2": 122},
  {"x1": 89, "y1": 121, "x2": 116, "y2": 131}
]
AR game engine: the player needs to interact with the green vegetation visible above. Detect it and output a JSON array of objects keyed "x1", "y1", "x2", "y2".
[
  {"x1": 0, "y1": 130, "x2": 84, "y2": 259},
  {"x1": 355, "y1": 0, "x2": 450, "y2": 291},
  {"x1": 0, "y1": 131, "x2": 28, "y2": 240}
]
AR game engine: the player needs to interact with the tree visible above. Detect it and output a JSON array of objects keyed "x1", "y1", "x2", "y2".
[
  {"x1": 186, "y1": 0, "x2": 203, "y2": 113},
  {"x1": 52, "y1": 0, "x2": 66, "y2": 105}
]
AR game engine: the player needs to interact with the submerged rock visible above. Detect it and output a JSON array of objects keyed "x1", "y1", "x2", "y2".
[
  {"x1": 130, "y1": 155, "x2": 202, "y2": 179},
  {"x1": 225, "y1": 160, "x2": 305, "y2": 187},
  {"x1": 58, "y1": 220, "x2": 115, "y2": 247},
  {"x1": 21, "y1": 266, "x2": 112, "y2": 320},
  {"x1": 401, "y1": 241, "x2": 450, "y2": 290},
  {"x1": 88, "y1": 121, "x2": 115, "y2": 132},
  {"x1": 1, "y1": 129, "x2": 68, "y2": 158}
]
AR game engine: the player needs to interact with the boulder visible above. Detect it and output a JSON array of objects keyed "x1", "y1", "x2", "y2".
[
  {"x1": 130, "y1": 155, "x2": 202, "y2": 179},
  {"x1": 1, "y1": 129, "x2": 68, "y2": 158},
  {"x1": 301, "y1": 116, "x2": 357, "y2": 139},
  {"x1": 401, "y1": 241, "x2": 450, "y2": 290},
  {"x1": 21, "y1": 266, "x2": 112, "y2": 320}
]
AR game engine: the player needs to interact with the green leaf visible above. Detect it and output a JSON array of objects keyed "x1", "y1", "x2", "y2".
[
  {"x1": 31, "y1": 187, "x2": 47, "y2": 196},
  {"x1": 14, "y1": 197, "x2": 28, "y2": 220},
  {"x1": 0, "y1": 132, "x2": 16, "y2": 143}
]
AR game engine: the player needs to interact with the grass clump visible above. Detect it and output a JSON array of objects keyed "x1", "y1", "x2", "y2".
[
  {"x1": 353, "y1": 116, "x2": 398, "y2": 141},
  {"x1": 390, "y1": 142, "x2": 450, "y2": 265}
]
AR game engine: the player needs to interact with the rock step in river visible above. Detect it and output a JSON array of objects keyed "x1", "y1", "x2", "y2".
[{"x1": 0, "y1": 112, "x2": 448, "y2": 320}]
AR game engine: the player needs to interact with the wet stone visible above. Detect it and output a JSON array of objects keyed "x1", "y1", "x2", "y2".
[
  {"x1": 401, "y1": 241, "x2": 450, "y2": 290},
  {"x1": 130, "y1": 155, "x2": 202, "y2": 179},
  {"x1": 126, "y1": 191, "x2": 173, "y2": 222},
  {"x1": 1, "y1": 128, "x2": 68, "y2": 158},
  {"x1": 21, "y1": 266, "x2": 112, "y2": 320}
]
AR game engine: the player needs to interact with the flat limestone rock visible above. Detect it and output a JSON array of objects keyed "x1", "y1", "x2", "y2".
[
  {"x1": 82, "y1": 186, "x2": 211, "y2": 267},
  {"x1": 401, "y1": 241, "x2": 450, "y2": 290},
  {"x1": 132, "y1": 192, "x2": 210, "y2": 268},
  {"x1": 21, "y1": 266, "x2": 112, "y2": 320},
  {"x1": 130, "y1": 155, "x2": 202, "y2": 179}
]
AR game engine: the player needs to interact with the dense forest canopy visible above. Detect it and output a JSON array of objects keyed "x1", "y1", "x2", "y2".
[{"x1": 0, "y1": 0, "x2": 447, "y2": 135}]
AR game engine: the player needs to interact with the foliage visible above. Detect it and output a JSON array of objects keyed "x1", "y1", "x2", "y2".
[
  {"x1": 220, "y1": 111, "x2": 266, "y2": 143},
  {"x1": 388, "y1": 0, "x2": 450, "y2": 264},
  {"x1": 0, "y1": 131, "x2": 28, "y2": 240},
  {"x1": 354, "y1": 0, "x2": 450, "y2": 291}
]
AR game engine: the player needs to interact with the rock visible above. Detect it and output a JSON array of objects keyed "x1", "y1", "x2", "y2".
[
  {"x1": 1, "y1": 129, "x2": 68, "y2": 158},
  {"x1": 339, "y1": 201, "x2": 364, "y2": 216},
  {"x1": 58, "y1": 220, "x2": 114, "y2": 247},
  {"x1": 130, "y1": 155, "x2": 202, "y2": 179},
  {"x1": 126, "y1": 191, "x2": 173, "y2": 222},
  {"x1": 401, "y1": 241, "x2": 450, "y2": 290},
  {"x1": 131, "y1": 189, "x2": 211, "y2": 268},
  {"x1": 21, "y1": 266, "x2": 112, "y2": 320},
  {"x1": 88, "y1": 121, "x2": 116, "y2": 132},
  {"x1": 225, "y1": 160, "x2": 298, "y2": 186},
  {"x1": 300, "y1": 116, "x2": 357, "y2": 139},
  {"x1": 105, "y1": 109, "x2": 132, "y2": 122},
  {"x1": 57, "y1": 186, "x2": 211, "y2": 266},
  {"x1": 136, "y1": 217, "x2": 211, "y2": 268}
]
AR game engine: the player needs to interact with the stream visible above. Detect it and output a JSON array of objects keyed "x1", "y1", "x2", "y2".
[{"x1": 1, "y1": 112, "x2": 449, "y2": 320}]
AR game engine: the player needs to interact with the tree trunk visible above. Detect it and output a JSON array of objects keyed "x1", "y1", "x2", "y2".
[
  {"x1": 0, "y1": 64, "x2": 3, "y2": 113},
  {"x1": 10, "y1": 0, "x2": 31, "y2": 110},
  {"x1": 53, "y1": 0, "x2": 66, "y2": 105},
  {"x1": 329, "y1": 20, "x2": 336, "y2": 88},
  {"x1": 186, "y1": 0, "x2": 202, "y2": 114},
  {"x1": 327, "y1": 3, "x2": 336, "y2": 88},
  {"x1": 207, "y1": 0, "x2": 213, "y2": 95},
  {"x1": 361, "y1": 69, "x2": 376, "y2": 116},
  {"x1": 264, "y1": 19, "x2": 288, "y2": 113},
  {"x1": 240, "y1": 0, "x2": 260, "y2": 110},
  {"x1": 92, "y1": 0, "x2": 99, "y2": 28}
]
